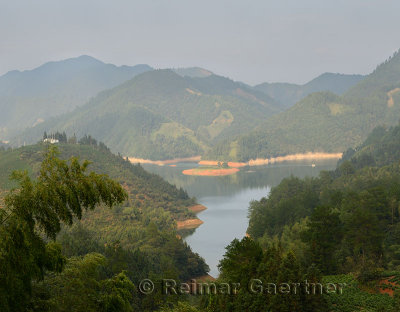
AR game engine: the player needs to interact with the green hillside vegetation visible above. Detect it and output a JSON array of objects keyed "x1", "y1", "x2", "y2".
[
  {"x1": 0, "y1": 55, "x2": 151, "y2": 139},
  {"x1": 140, "y1": 124, "x2": 400, "y2": 311},
  {"x1": 206, "y1": 49, "x2": 400, "y2": 162},
  {"x1": 17, "y1": 69, "x2": 281, "y2": 160},
  {"x1": 0, "y1": 139, "x2": 197, "y2": 223},
  {"x1": 172, "y1": 67, "x2": 213, "y2": 78},
  {"x1": 3, "y1": 126, "x2": 400, "y2": 311},
  {"x1": 255, "y1": 72, "x2": 364, "y2": 109},
  {"x1": 239, "y1": 123, "x2": 400, "y2": 311},
  {"x1": 339, "y1": 124, "x2": 400, "y2": 169},
  {"x1": 0, "y1": 141, "x2": 209, "y2": 311}
]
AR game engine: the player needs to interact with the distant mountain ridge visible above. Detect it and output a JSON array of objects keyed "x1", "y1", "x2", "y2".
[
  {"x1": 16, "y1": 69, "x2": 281, "y2": 160},
  {"x1": 172, "y1": 67, "x2": 213, "y2": 78},
  {"x1": 254, "y1": 72, "x2": 365, "y2": 108},
  {"x1": 0, "y1": 55, "x2": 152, "y2": 138},
  {"x1": 205, "y1": 49, "x2": 400, "y2": 161},
  {"x1": 6, "y1": 52, "x2": 397, "y2": 162}
]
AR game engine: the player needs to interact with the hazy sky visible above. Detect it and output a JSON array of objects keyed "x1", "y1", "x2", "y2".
[{"x1": 1, "y1": 0, "x2": 400, "y2": 85}]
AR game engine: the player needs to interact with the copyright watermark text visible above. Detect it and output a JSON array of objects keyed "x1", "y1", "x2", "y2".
[{"x1": 137, "y1": 279, "x2": 347, "y2": 296}]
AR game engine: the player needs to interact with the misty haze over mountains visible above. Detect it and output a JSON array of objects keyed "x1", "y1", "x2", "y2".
[
  {"x1": 0, "y1": 56, "x2": 151, "y2": 136},
  {"x1": 0, "y1": 54, "x2": 369, "y2": 159},
  {"x1": 3, "y1": 2, "x2": 400, "y2": 311},
  {"x1": 255, "y1": 72, "x2": 365, "y2": 109}
]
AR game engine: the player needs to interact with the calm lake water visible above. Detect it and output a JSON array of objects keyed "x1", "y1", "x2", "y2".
[{"x1": 143, "y1": 160, "x2": 337, "y2": 277}]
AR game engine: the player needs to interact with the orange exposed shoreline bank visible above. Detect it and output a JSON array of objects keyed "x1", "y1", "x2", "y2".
[
  {"x1": 198, "y1": 160, "x2": 248, "y2": 168},
  {"x1": 176, "y1": 205, "x2": 207, "y2": 230},
  {"x1": 128, "y1": 155, "x2": 201, "y2": 166},
  {"x1": 199, "y1": 152, "x2": 343, "y2": 167},
  {"x1": 177, "y1": 219, "x2": 204, "y2": 230},
  {"x1": 128, "y1": 152, "x2": 342, "y2": 177},
  {"x1": 128, "y1": 152, "x2": 342, "y2": 167},
  {"x1": 188, "y1": 204, "x2": 207, "y2": 213}
]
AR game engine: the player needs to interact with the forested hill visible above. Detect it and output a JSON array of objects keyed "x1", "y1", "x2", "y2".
[
  {"x1": 0, "y1": 55, "x2": 151, "y2": 137},
  {"x1": 339, "y1": 124, "x2": 400, "y2": 169},
  {"x1": 0, "y1": 139, "x2": 201, "y2": 245},
  {"x1": 0, "y1": 140, "x2": 200, "y2": 232},
  {"x1": 205, "y1": 49, "x2": 400, "y2": 162},
  {"x1": 16, "y1": 69, "x2": 281, "y2": 160},
  {"x1": 231, "y1": 123, "x2": 400, "y2": 311},
  {"x1": 172, "y1": 67, "x2": 213, "y2": 78},
  {"x1": 0, "y1": 140, "x2": 210, "y2": 311},
  {"x1": 0, "y1": 139, "x2": 196, "y2": 221},
  {"x1": 255, "y1": 72, "x2": 364, "y2": 109},
  {"x1": 248, "y1": 122, "x2": 400, "y2": 239}
]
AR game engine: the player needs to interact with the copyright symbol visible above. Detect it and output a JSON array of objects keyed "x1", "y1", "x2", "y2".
[{"x1": 139, "y1": 279, "x2": 154, "y2": 295}]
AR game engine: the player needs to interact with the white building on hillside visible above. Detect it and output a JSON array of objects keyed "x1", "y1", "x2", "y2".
[{"x1": 43, "y1": 138, "x2": 59, "y2": 144}]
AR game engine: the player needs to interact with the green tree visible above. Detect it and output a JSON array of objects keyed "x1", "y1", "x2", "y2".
[
  {"x1": 218, "y1": 237, "x2": 263, "y2": 283},
  {"x1": 0, "y1": 147, "x2": 127, "y2": 312},
  {"x1": 342, "y1": 190, "x2": 387, "y2": 272},
  {"x1": 31, "y1": 253, "x2": 136, "y2": 312},
  {"x1": 206, "y1": 240, "x2": 327, "y2": 312},
  {"x1": 159, "y1": 302, "x2": 200, "y2": 312},
  {"x1": 301, "y1": 206, "x2": 343, "y2": 273}
]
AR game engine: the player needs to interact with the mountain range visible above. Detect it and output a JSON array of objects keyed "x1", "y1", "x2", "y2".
[
  {"x1": 15, "y1": 69, "x2": 281, "y2": 159},
  {"x1": 254, "y1": 72, "x2": 364, "y2": 109},
  {"x1": 2, "y1": 51, "x2": 399, "y2": 161},
  {"x1": 205, "y1": 49, "x2": 400, "y2": 161},
  {"x1": 0, "y1": 55, "x2": 151, "y2": 137}
]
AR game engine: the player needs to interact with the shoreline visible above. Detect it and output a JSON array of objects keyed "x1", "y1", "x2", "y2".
[
  {"x1": 128, "y1": 152, "x2": 342, "y2": 177},
  {"x1": 128, "y1": 155, "x2": 201, "y2": 166},
  {"x1": 128, "y1": 152, "x2": 342, "y2": 168},
  {"x1": 176, "y1": 204, "x2": 207, "y2": 230},
  {"x1": 247, "y1": 152, "x2": 343, "y2": 166},
  {"x1": 200, "y1": 152, "x2": 342, "y2": 167},
  {"x1": 188, "y1": 204, "x2": 207, "y2": 213},
  {"x1": 198, "y1": 160, "x2": 248, "y2": 168},
  {"x1": 177, "y1": 218, "x2": 204, "y2": 230},
  {"x1": 193, "y1": 152, "x2": 342, "y2": 176}
]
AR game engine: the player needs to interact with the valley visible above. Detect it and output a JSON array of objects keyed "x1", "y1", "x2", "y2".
[
  {"x1": 4, "y1": 51, "x2": 397, "y2": 165},
  {"x1": 2, "y1": 46, "x2": 400, "y2": 311},
  {"x1": 143, "y1": 159, "x2": 338, "y2": 277}
]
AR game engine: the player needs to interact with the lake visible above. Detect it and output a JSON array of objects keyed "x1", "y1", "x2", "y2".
[{"x1": 143, "y1": 160, "x2": 337, "y2": 277}]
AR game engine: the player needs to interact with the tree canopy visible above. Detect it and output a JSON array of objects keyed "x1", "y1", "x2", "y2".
[{"x1": 0, "y1": 147, "x2": 127, "y2": 312}]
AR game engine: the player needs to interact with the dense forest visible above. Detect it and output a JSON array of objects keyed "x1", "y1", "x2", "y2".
[
  {"x1": 3, "y1": 124, "x2": 400, "y2": 311},
  {"x1": 2, "y1": 2, "x2": 400, "y2": 311},
  {"x1": 14, "y1": 69, "x2": 281, "y2": 160},
  {"x1": 205, "y1": 49, "x2": 400, "y2": 162},
  {"x1": 0, "y1": 137, "x2": 209, "y2": 312},
  {"x1": 6, "y1": 50, "x2": 400, "y2": 163},
  {"x1": 254, "y1": 72, "x2": 364, "y2": 109},
  {"x1": 236, "y1": 122, "x2": 400, "y2": 311}
]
